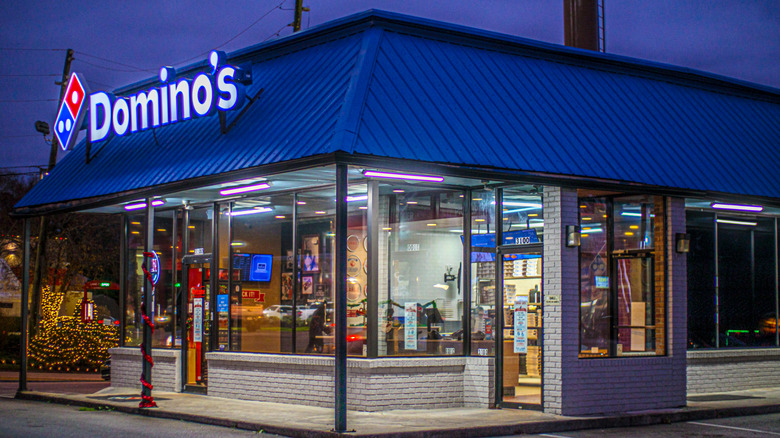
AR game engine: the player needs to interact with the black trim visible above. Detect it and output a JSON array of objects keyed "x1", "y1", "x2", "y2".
[{"x1": 15, "y1": 151, "x2": 780, "y2": 218}]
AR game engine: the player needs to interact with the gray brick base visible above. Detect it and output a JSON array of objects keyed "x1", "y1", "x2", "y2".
[
  {"x1": 206, "y1": 353, "x2": 493, "y2": 411},
  {"x1": 108, "y1": 347, "x2": 181, "y2": 392},
  {"x1": 688, "y1": 348, "x2": 780, "y2": 394}
]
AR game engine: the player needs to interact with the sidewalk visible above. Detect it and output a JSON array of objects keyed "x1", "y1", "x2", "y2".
[
  {"x1": 0, "y1": 371, "x2": 103, "y2": 382},
  {"x1": 15, "y1": 385, "x2": 780, "y2": 437}
]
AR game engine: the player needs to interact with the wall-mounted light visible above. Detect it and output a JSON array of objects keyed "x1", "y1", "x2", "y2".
[
  {"x1": 566, "y1": 225, "x2": 581, "y2": 247},
  {"x1": 675, "y1": 233, "x2": 690, "y2": 253}
]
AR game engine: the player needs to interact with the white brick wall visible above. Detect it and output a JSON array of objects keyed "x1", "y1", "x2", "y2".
[
  {"x1": 108, "y1": 347, "x2": 181, "y2": 392},
  {"x1": 542, "y1": 190, "x2": 687, "y2": 415},
  {"x1": 206, "y1": 353, "x2": 492, "y2": 411},
  {"x1": 687, "y1": 348, "x2": 780, "y2": 393}
]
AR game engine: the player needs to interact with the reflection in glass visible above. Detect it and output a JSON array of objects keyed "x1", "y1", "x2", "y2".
[
  {"x1": 229, "y1": 194, "x2": 294, "y2": 353},
  {"x1": 378, "y1": 184, "x2": 464, "y2": 356}
]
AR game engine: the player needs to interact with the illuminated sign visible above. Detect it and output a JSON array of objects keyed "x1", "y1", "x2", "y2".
[
  {"x1": 88, "y1": 50, "x2": 251, "y2": 143},
  {"x1": 54, "y1": 73, "x2": 89, "y2": 151},
  {"x1": 149, "y1": 251, "x2": 161, "y2": 285}
]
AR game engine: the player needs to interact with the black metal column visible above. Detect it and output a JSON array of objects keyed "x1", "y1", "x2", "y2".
[
  {"x1": 171, "y1": 211, "x2": 178, "y2": 347},
  {"x1": 775, "y1": 217, "x2": 779, "y2": 347},
  {"x1": 210, "y1": 203, "x2": 219, "y2": 353},
  {"x1": 180, "y1": 208, "x2": 190, "y2": 390},
  {"x1": 141, "y1": 199, "x2": 155, "y2": 402},
  {"x1": 334, "y1": 163, "x2": 348, "y2": 432},
  {"x1": 227, "y1": 205, "x2": 233, "y2": 351},
  {"x1": 119, "y1": 215, "x2": 127, "y2": 347},
  {"x1": 493, "y1": 188, "x2": 503, "y2": 408},
  {"x1": 714, "y1": 214, "x2": 720, "y2": 348},
  {"x1": 463, "y1": 190, "x2": 472, "y2": 356},
  {"x1": 291, "y1": 195, "x2": 298, "y2": 353},
  {"x1": 17, "y1": 218, "x2": 31, "y2": 394},
  {"x1": 366, "y1": 180, "x2": 379, "y2": 358}
]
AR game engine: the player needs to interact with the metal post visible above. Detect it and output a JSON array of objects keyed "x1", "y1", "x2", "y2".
[
  {"x1": 463, "y1": 190, "x2": 472, "y2": 356},
  {"x1": 180, "y1": 208, "x2": 190, "y2": 390},
  {"x1": 210, "y1": 203, "x2": 219, "y2": 353},
  {"x1": 291, "y1": 195, "x2": 299, "y2": 353},
  {"x1": 775, "y1": 217, "x2": 779, "y2": 347},
  {"x1": 334, "y1": 163, "x2": 348, "y2": 432},
  {"x1": 119, "y1": 215, "x2": 127, "y2": 347},
  {"x1": 226, "y1": 205, "x2": 233, "y2": 351},
  {"x1": 18, "y1": 218, "x2": 31, "y2": 394},
  {"x1": 366, "y1": 180, "x2": 379, "y2": 358},
  {"x1": 171, "y1": 211, "x2": 178, "y2": 347},
  {"x1": 141, "y1": 199, "x2": 155, "y2": 402},
  {"x1": 493, "y1": 188, "x2": 503, "y2": 408},
  {"x1": 714, "y1": 214, "x2": 720, "y2": 348}
]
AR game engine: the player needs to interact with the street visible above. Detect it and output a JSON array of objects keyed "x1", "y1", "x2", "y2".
[
  {"x1": 520, "y1": 413, "x2": 780, "y2": 437},
  {"x1": 0, "y1": 398, "x2": 279, "y2": 438}
]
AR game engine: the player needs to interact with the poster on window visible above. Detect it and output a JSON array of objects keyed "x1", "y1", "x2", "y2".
[
  {"x1": 302, "y1": 235, "x2": 320, "y2": 273},
  {"x1": 404, "y1": 302, "x2": 417, "y2": 350},
  {"x1": 302, "y1": 276, "x2": 313, "y2": 295},
  {"x1": 514, "y1": 296, "x2": 528, "y2": 353}
]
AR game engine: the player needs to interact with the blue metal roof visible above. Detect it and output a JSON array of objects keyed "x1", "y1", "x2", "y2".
[{"x1": 16, "y1": 10, "x2": 780, "y2": 213}]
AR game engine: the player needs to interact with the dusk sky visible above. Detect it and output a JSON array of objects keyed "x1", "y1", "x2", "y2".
[{"x1": 1, "y1": 1, "x2": 778, "y2": 172}]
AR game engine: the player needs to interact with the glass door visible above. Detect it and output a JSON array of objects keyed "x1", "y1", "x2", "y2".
[
  {"x1": 500, "y1": 248, "x2": 542, "y2": 408},
  {"x1": 184, "y1": 261, "x2": 211, "y2": 389}
]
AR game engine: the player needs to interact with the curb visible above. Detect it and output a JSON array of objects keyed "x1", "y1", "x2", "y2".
[{"x1": 14, "y1": 391, "x2": 780, "y2": 437}]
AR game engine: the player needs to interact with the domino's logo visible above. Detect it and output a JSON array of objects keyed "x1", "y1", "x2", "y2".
[{"x1": 54, "y1": 73, "x2": 89, "y2": 151}]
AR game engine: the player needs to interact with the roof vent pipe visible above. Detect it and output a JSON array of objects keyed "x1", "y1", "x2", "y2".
[{"x1": 564, "y1": 0, "x2": 602, "y2": 51}]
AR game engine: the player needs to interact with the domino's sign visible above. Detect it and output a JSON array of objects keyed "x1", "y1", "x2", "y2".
[
  {"x1": 55, "y1": 50, "x2": 251, "y2": 150},
  {"x1": 54, "y1": 73, "x2": 89, "y2": 151}
]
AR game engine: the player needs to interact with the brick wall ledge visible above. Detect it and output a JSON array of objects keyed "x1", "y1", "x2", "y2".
[
  {"x1": 109, "y1": 347, "x2": 181, "y2": 358},
  {"x1": 687, "y1": 348, "x2": 780, "y2": 364},
  {"x1": 205, "y1": 352, "x2": 468, "y2": 368}
]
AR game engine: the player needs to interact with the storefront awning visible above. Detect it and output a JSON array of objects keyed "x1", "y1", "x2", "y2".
[{"x1": 15, "y1": 10, "x2": 780, "y2": 215}]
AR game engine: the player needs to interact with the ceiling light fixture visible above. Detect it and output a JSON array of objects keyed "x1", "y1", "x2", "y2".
[
  {"x1": 219, "y1": 182, "x2": 272, "y2": 196},
  {"x1": 363, "y1": 170, "x2": 444, "y2": 182}
]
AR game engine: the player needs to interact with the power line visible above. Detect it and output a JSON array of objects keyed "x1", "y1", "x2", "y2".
[
  {"x1": 0, "y1": 74, "x2": 59, "y2": 77},
  {"x1": 73, "y1": 57, "x2": 144, "y2": 73},
  {"x1": 76, "y1": 51, "x2": 155, "y2": 73},
  {"x1": 172, "y1": 0, "x2": 287, "y2": 67},
  {"x1": 0, "y1": 47, "x2": 66, "y2": 52},
  {"x1": 0, "y1": 165, "x2": 47, "y2": 169},
  {"x1": 0, "y1": 99, "x2": 56, "y2": 103},
  {"x1": 264, "y1": 24, "x2": 290, "y2": 42}
]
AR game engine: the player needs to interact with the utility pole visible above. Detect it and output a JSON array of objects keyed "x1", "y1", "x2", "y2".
[
  {"x1": 292, "y1": 0, "x2": 308, "y2": 32},
  {"x1": 29, "y1": 48, "x2": 74, "y2": 337}
]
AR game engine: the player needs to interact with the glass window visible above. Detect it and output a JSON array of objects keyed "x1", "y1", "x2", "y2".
[
  {"x1": 295, "y1": 188, "x2": 336, "y2": 355},
  {"x1": 579, "y1": 194, "x2": 666, "y2": 357},
  {"x1": 718, "y1": 217, "x2": 777, "y2": 347},
  {"x1": 579, "y1": 198, "x2": 610, "y2": 356},
  {"x1": 686, "y1": 211, "x2": 716, "y2": 348},
  {"x1": 378, "y1": 183, "x2": 464, "y2": 356},
  {"x1": 229, "y1": 194, "x2": 294, "y2": 353},
  {"x1": 151, "y1": 210, "x2": 174, "y2": 348},
  {"x1": 470, "y1": 189, "x2": 496, "y2": 356},
  {"x1": 124, "y1": 215, "x2": 144, "y2": 346}
]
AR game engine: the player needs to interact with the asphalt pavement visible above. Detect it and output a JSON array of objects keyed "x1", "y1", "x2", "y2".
[
  {"x1": 520, "y1": 413, "x2": 780, "y2": 437},
  {"x1": 0, "y1": 397, "x2": 279, "y2": 438}
]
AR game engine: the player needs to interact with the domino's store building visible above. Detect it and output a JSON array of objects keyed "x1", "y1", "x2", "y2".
[{"x1": 14, "y1": 11, "x2": 780, "y2": 418}]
